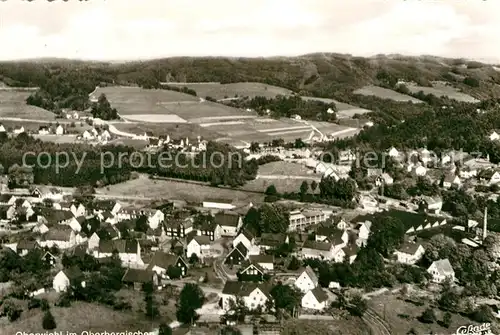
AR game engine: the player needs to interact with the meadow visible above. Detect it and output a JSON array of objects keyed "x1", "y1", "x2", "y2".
[
  {"x1": 0, "y1": 90, "x2": 56, "y2": 120},
  {"x1": 354, "y1": 85, "x2": 423, "y2": 103},
  {"x1": 113, "y1": 122, "x2": 221, "y2": 140},
  {"x1": 166, "y1": 82, "x2": 293, "y2": 100},
  {"x1": 406, "y1": 83, "x2": 480, "y2": 103},
  {"x1": 96, "y1": 175, "x2": 264, "y2": 205}
]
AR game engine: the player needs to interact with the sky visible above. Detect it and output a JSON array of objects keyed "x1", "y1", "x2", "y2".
[{"x1": 0, "y1": 0, "x2": 499, "y2": 63}]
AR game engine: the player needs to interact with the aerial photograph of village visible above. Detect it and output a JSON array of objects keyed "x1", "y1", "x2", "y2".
[{"x1": 0, "y1": 0, "x2": 500, "y2": 334}]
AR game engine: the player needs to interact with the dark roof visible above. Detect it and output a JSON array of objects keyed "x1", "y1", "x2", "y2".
[
  {"x1": 147, "y1": 251, "x2": 187, "y2": 270},
  {"x1": 17, "y1": 239, "x2": 38, "y2": 250},
  {"x1": 342, "y1": 244, "x2": 359, "y2": 257},
  {"x1": 38, "y1": 208, "x2": 74, "y2": 223},
  {"x1": 351, "y1": 209, "x2": 445, "y2": 232},
  {"x1": 222, "y1": 281, "x2": 269, "y2": 297},
  {"x1": 240, "y1": 261, "x2": 265, "y2": 275},
  {"x1": 98, "y1": 239, "x2": 138, "y2": 253},
  {"x1": 94, "y1": 200, "x2": 116, "y2": 211},
  {"x1": 249, "y1": 254, "x2": 274, "y2": 264},
  {"x1": 0, "y1": 194, "x2": 12, "y2": 203},
  {"x1": 43, "y1": 226, "x2": 73, "y2": 241},
  {"x1": 75, "y1": 216, "x2": 86, "y2": 224},
  {"x1": 205, "y1": 198, "x2": 233, "y2": 204},
  {"x1": 235, "y1": 242, "x2": 248, "y2": 256},
  {"x1": 259, "y1": 233, "x2": 287, "y2": 247},
  {"x1": 214, "y1": 212, "x2": 240, "y2": 227},
  {"x1": 240, "y1": 229, "x2": 255, "y2": 241},
  {"x1": 62, "y1": 266, "x2": 83, "y2": 281},
  {"x1": 329, "y1": 230, "x2": 346, "y2": 245},
  {"x1": 302, "y1": 240, "x2": 332, "y2": 251},
  {"x1": 397, "y1": 242, "x2": 423, "y2": 255},
  {"x1": 310, "y1": 287, "x2": 328, "y2": 303},
  {"x1": 188, "y1": 235, "x2": 211, "y2": 245},
  {"x1": 122, "y1": 268, "x2": 155, "y2": 283}
]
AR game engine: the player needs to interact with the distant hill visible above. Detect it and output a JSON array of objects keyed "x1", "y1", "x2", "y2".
[{"x1": 1, "y1": 53, "x2": 500, "y2": 106}]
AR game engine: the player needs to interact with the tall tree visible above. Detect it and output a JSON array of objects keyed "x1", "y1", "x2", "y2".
[{"x1": 176, "y1": 283, "x2": 205, "y2": 324}]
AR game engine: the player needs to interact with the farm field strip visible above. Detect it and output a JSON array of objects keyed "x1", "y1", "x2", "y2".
[
  {"x1": 189, "y1": 115, "x2": 258, "y2": 123},
  {"x1": 265, "y1": 129, "x2": 312, "y2": 136},
  {"x1": 121, "y1": 114, "x2": 188, "y2": 123},
  {"x1": 258, "y1": 125, "x2": 311, "y2": 133},
  {"x1": 354, "y1": 85, "x2": 423, "y2": 103},
  {"x1": 166, "y1": 82, "x2": 293, "y2": 99},
  {"x1": 406, "y1": 84, "x2": 480, "y2": 103},
  {"x1": 199, "y1": 121, "x2": 246, "y2": 127},
  {"x1": 337, "y1": 108, "x2": 372, "y2": 118}
]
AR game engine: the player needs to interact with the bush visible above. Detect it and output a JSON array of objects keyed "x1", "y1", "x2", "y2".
[
  {"x1": 441, "y1": 312, "x2": 452, "y2": 328},
  {"x1": 42, "y1": 310, "x2": 57, "y2": 330},
  {"x1": 28, "y1": 298, "x2": 41, "y2": 310},
  {"x1": 419, "y1": 308, "x2": 436, "y2": 324}
]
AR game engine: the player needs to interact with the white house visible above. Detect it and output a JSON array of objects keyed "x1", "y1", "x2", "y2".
[
  {"x1": 427, "y1": 258, "x2": 455, "y2": 283},
  {"x1": 202, "y1": 198, "x2": 235, "y2": 210},
  {"x1": 38, "y1": 126, "x2": 50, "y2": 135},
  {"x1": 394, "y1": 243, "x2": 425, "y2": 265},
  {"x1": 147, "y1": 209, "x2": 165, "y2": 230},
  {"x1": 95, "y1": 239, "x2": 143, "y2": 266},
  {"x1": 301, "y1": 287, "x2": 329, "y2": 311},
  {"x1": 88, "y1": 232, "x2": 100, "y2": 250},
  {"x1": 443, "y1": 174, "x2": 461, "y2": 188},
  {"x1": 232, "y1": 230, "x2": 255, "y2": 251},
  {"x1": 221, "y1": 281, "x2": 271, "y2": 311},
  {"x1": 55, "y1": 125, "x2": 65, "y2": 135},
  {"x1": 0, "y1": 124, "x2": 5, "y2": 132},
  {"x1": 13, "y1": 126, "x2": 25, "y2": 134},
  {"x1": 489, "y1": 171, "x2": 500, "y2": 186},
  {"x1": 248, "y1": 254, "x2": 274, "y2": 271},
  {"x1": 300, "y1": 241, "x2": 337, "y2": 260},
  {"x1": 53, "y1": 267, "x2": 85, "y2": 292},
  {"x1": 295, "y1": 266, "x2": 319, "y2": 293},
  {"x1": 39, "y1": 227, "x2": 77, "y2": 249},
  {"x1": 147, "y1": 252, "x2": 189, "y2": 278},
  {"x1": 186, "y1": 235, "x2": 212, "y2": 259},
  {"x1": 70, "y1": 203, "x2": 86, "y2": 217},
  {"x1": 388, "y1": 147, "x2": 400, "y2": 158},
  {"x1": 82, "y1": 130, "x2": 94, "y2": 140},
  {"x1": 356, "y1": 221, "x2": 372, "y2": 246},
  {"x1": 214, "y1": 211, "x2": 242, "y2": 237},
  {"x1": 490, "y1": 131, "x2": 500, "y2": 141},
  {"x1": 420, "y1": 196, "x2": 443, "y2": 215}
]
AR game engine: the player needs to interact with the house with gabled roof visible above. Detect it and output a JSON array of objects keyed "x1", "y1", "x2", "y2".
[
  {"x1": 258, "y1": 233, "x2": 289, "y2": 250},
  {"x1": 186, "y1": 235, "x2": 212, "y2": 260},
  {"x1": 39, "y1": 226, "x2": 76, "y2": 249},
  {"x1": 16, "y1": 239, "x2": 39, "y2": 256},
  {"x1": 301, "y1": 287, "x2": 329, "y2": 311},
  {"x1": 197, "y1": 220, "x2": 222, "y2": 241},
  {"x1": 225, "y1": 242, "x2": 248, "y2": 266},
  {"x1": 42, "y1": 251, "x2": 57, "y2": 267},
  {"x1": 221, "y1": 281, "x2": 272, "y2": 311},
  {"x1": 147, "y1": 251, "x2": 188, "y2": 278},
  {"x1": 443, "y1": 173, "x2": 461, "y2": 188},
  {"x1": 214, "y1": 211, "x2": 243, "y2": 237},
  {"x1": 232, "y1": 229, "x2": 255, "y2": 251},
  {"x1": 165, "y1": 217, "x2": 194, "y2": 238},
  {"x1": 300, "y1": 240, "x2": 336, "y2": 260},
  {"x1": 238, "y1": 260, "x2": 266, "y2": 282},
  {"x1": 340, "y1": 244, "x2": 359, "y2": 264},
  {"x1": 95, "y1": 239, "x2": 142, "y2": 266},
  {"x1": 394, "y1": 242, "x2": 425, "y2": 265},
  {"x1": 427, "y1": 258, "x2": 455, "y2": 283},
  {"x1": 53, "y1": 267, "x2": 85, "y2": 292},
  {"x1": 295, "y1": 266, "x2": 318, "y2": 293},
  {"x1": 248, "y1": 254, "x2": 274, "y2": 271},
  {"x1": 122, "y1": 268, "x2": 158, "y2": 291},
  {"x1": 70, "y1": 203, "x2": 86, "y2": 217}
]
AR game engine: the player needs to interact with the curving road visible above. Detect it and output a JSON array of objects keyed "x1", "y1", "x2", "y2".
[{"x1": 362, "y1": 308, "x2": 391, "y2": 335}]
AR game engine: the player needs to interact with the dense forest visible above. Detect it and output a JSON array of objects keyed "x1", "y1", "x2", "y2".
[{"x1": 0, "y1": 134, "x2": 256, "y2": 188}]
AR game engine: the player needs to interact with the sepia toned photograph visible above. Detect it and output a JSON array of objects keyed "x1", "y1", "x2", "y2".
[{"x1": 0, "y1": 1, "x2": 499, "y2": 334}]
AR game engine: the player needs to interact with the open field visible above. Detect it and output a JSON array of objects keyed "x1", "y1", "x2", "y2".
[
  {"x1": 369, "y1": 292, "x2": 484, "y2": 335},
  {"x1": 96, "y1": 175, "x2": 264, "y2": 205},
  {"x1": 0, "y1": 301, "x2": 154, "y2": 334},
  {"x1": 92, "y1": 86, "x2": 199, "y2": 104},
  {"x1": 113, "y1": 122, "x2": 221, "y2": 140},
  {"x1": 258, "y1": 161, "x2": 318, "y2": 177},
  {"x1": 354, "y1": 85, "x2": 423, "y2": 103},
  {"x1": 32, "y1": 134, "x2": 80, "y2": 143},
  {"x1": 121, "y1": 114, "x2": 188, "y2": 123},
  {"x1": 0, "y1": 90, "x2": 56, "y2": 120},
  {"x1": 407, "y1": 83, "x2": 480, "y2": 103},
  {"x1": 166, "y1": 82, "x2": 293, "y2": 99}
]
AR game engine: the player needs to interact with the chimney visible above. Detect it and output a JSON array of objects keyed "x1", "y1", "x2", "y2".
[{"x1": 483, "y1": 206, "x2": 488, "y2": 240}]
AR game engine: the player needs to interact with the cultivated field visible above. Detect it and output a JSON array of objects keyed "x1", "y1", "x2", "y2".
[
  {"x1": 282, "y1": 318, "x2": 369, "y2": 335},
  {"x1": 32, "y1": 134, "x2": 80, "y2": 143},
  {"x1": 407, "y1": 83, "x2": 480, "y2": 103},
  {"x1": 0, "y1": 90, "x2": 56, "y2": 120},
  {"x1": 354, "y1": 85, "x2": 423, "y2": 103},
  {"x1": 113, "y1": 122, "x2": 221, "y2": 140},
  {"x1": 97, "y1": 176, "x2": 264, "y2": 205},
  {"x1": 166, "y1": 82, "x2": 293, "y2": 100},
  {"x1": 258, "y1": 161, "x2": 318, "y2": 177}
]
